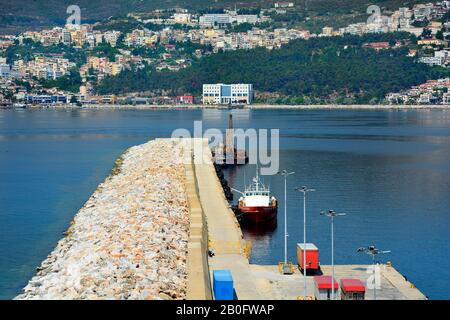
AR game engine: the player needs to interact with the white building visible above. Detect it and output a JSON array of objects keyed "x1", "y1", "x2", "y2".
[
  {"x1": 173, "y1": 13, "x2": 192, "y2": 24},
  {"x1": 435, "y1": 50, "x2": 450, "y2": 65},
  {"x1": 202, "y1": 83, "x2": 253, "y2": 105},
  {"x1": 199, "y1": 13, "x2": 259, "y2": 27},
  {"x1": 398, "y1": 6, "x2": 413, "y2": 29},
  {"x1": 419, "y1": 56, "x2": 445, "y2": 66},
  {"x1": 0, "y1": 63, "x2": 10, "y2": 78},
  {"x1": 418, "y1": 93, "x2": 432, "y2": 104},
  {"x1": 322, "y1": 27, "x2": 334, "y2": 37},
  {"x1": 274, "y1": 2, "x2": 294, "y2": 8},
  {"x1": 414, "y1": 4, "x2": 432, "y2": 21},
  {"x1": 234, "y1": 15, "x2": 259, "y2": 24},
  {"x1": 62, "y1": 29, "x2": 72, "y2": 45},
  {"x1": 443, "y1": 92, "x2": 450, "y2": 104},
  {"x1": 103, "y1": 31, "x2": 121, "y2": 47},
  {"x1": 199, "y1": 14, "x2": 233, "y2": 27}
]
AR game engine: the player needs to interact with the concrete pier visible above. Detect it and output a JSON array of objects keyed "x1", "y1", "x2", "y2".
[
  {"x1": 15, "y1": 138, "x2": 427, "y2": 300},
  {"x1": 193, "y1": 139, "x2": 263, "y2": 299},
  {"x1": 191, "y1": 139, "x2": 427, "y2": 300}
]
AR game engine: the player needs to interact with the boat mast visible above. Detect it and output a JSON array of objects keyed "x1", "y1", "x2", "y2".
[
  {"x1": 255, "y1": 165, "x2": 259, "y2": 191},
  {"x1": 225, "y1": 114, "x2": 234, "y2": 152}
]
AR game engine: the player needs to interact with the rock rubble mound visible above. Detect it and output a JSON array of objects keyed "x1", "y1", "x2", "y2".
[{"x1": 16, "y1": 139, "x2": 190, "y2": 300}]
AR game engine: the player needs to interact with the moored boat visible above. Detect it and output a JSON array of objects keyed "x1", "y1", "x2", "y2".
[
  {"x1": 211, "y1": 114, "x2": 248, "y2": 165},
  {"x1": 234, "y1": 169, "x2": 277, "y2": 224}
]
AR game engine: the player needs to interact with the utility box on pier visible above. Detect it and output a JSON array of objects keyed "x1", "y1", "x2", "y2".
[
  {"x1": 213, "y1": 270, "x2": 234, "y2": 300},
  {"x1": 314, "y1": 276, "x2": 339, "y2": 300},
  {"x1": 296, "y1": 243, "x2": 319, "y2": 271},
  {"x1": 340, "y1": 279, "x2": 366, "y2": 300}
]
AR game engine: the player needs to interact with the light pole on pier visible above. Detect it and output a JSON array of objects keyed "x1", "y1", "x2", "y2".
[
  {"x1": 278, "y1": 170, "x2": 294, "y2": 273},
  {"x1": 295, "y1": 186, "x2": 315, "y2": 298},
  {"x1": 320, "y1": 209, "x2": 346, "y2": 300},
  {"x1": 357, "y1": 245, "x2": 391, "y2": 300}
]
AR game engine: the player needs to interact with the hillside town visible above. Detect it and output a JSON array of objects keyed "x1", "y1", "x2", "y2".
[
  {"x1": 0, "y1": 1, "x2": 450, "y2": 106},
  {"x1": 386, "y1": 78, "x2": 450, "y2": 104}
]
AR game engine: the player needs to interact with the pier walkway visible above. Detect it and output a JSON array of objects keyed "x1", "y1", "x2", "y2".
[{"x1": 192, "y1": 139, "x2": 262, "y2": 299}]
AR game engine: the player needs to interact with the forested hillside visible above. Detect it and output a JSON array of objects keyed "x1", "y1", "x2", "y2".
[
  {"x1": 0, "y1": 0, "x2": 432, "y2": 34},
  {"x1": 96, "y1": 33, "x2": 450, "y2": 104}
]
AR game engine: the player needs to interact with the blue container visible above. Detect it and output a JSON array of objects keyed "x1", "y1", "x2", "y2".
[{"x1": 213, "y1": 270, "x2": 234, "y2": 300}]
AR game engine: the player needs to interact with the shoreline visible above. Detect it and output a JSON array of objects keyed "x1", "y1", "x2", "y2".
[{"x1": 3, "y1": 103, "x2": 450, "y2": 111}]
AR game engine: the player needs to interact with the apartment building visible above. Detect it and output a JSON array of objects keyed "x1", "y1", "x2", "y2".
[
  {"x1": 0, "y1": 64, "x2": 11, "y2": 78},
  {"x1": 202, "y1": 83, "x2": 253, "y2": 105},
  {"x1": 199, "y1": 13, "x2": 259, "y2": 27},
  {"x1": 443, "y1": 92, "x2": 450, "y2": 104}
]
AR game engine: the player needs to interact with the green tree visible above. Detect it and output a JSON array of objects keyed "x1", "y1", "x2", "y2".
[{"x1": 70, "y1": 95, "x2": 78, "y2": 104}]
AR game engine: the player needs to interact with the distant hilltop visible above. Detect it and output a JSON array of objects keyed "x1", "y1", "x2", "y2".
[{"x1": 0, "y1": 0, "x2": 435, "y2": 34}]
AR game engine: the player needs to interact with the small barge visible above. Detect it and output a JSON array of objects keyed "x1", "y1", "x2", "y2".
[{"x1": 212, "y1": 114, "x2": 248, "y2": 166}]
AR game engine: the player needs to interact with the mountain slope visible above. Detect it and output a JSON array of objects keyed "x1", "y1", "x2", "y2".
[{"x1": 0, "y1": 0, "x2": 433, "y2": 34}]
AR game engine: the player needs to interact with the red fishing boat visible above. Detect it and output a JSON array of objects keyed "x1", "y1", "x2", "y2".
[{"x1": 234, "y1": 170, "x2": 277, "y2": 224}]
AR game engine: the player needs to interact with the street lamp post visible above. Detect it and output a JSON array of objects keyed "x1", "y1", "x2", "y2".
[
  {"x1": 357, "y1": 246, "x2": 391, "y2": 300},
  {"x1": 278, "y1": 170, "x2": 294, "y2": 270},
  {"x1": 320, "y1": 209, "x2": 346, "y2": 300},
  {"x1": 295, "y1": 186, "x2": 315, "y2": 298}
]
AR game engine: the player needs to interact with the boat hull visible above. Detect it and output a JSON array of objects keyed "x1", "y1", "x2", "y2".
[{"x1": 238, "y1": 205, "x2": 277, "y2": 224}]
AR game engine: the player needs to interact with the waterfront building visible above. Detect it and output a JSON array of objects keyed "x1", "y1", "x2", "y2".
[
  {"x1": 100, "y1": 95, "x2": 117, "y2": 104},
  {"x1": 443, "y1": 92, "x2": 450, "y2": 104},
  {"x1": 202, "y1": 83, "x2": 253, "y2": 105},
  {"x1": 25, "y1": 94, "x2": 68, "y2": 104},
  {"x1": 176, "y1": 95, "x2": 194, "y2": 104},
  {"x1": 418, "y1": 93, "x2": 432, "y2": 104}
]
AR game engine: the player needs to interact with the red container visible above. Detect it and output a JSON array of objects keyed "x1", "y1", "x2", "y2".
[
  {"x1": 314, "y1": 275, "x2": 339, "y2": 300},
  {"x1": 296, "y1": 243, "x2": 319, "y2": 270},
  {"x1": 340, "y1": 278, "x2": 366, "y2": 300}
]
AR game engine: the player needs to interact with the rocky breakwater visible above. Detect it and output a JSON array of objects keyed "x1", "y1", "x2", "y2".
[{"x1": 16, "y1": 139, "x2": 191, "y2": 300}]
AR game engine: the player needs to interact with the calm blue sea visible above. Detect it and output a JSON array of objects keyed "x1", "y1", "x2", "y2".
[{"x1": 0, "y1": 108, "x2": 449, "y2": 299}]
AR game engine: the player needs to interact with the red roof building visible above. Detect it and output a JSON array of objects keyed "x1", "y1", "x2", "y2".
[
  {"x1": 362, "y1": 42, "x2": 390, "y2": 50},
  {"x1": 176, "y1": 95, "x2": 194, "y2": 104},
  {"x1": 340, "y1": 278, "x2": 365, "y2": 300},
  {"x1": 314, "y1": 275, "x2": 339, "y2": 300},
  {"x1": 314, "y1": 276, "x2": 339, "y2": 289}
]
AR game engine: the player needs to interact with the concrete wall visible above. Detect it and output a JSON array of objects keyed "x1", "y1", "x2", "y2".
[{"x1": 185, "y1": 159, "x2": 213, "y2": 300}]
